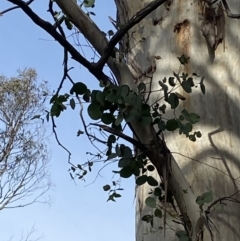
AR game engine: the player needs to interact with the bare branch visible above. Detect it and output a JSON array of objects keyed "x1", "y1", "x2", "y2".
[
  {"x1": 0, "y1": 0, "x2": 34, "y2": 15},
  {"x1": 221, "y1": 0, "x2": 240, "y2": 19},
  {"x1": 6, "y1": 225, "x2": 44, "y2": 241},
  {"x1": 0, "y1": 69, "x2": 52, "y2": 210},
  {"x1": 7, "y1": 0, "x2": 110, "y2": 84}
]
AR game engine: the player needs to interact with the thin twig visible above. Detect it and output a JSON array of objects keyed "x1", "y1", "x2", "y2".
[{"x1": 0, "y1": 0, "x2": 34, "y2": 15}]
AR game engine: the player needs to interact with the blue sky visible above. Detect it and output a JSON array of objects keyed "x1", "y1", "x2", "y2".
[{"x1": 0, "y1": 1, "x2": 135, "y2": 240}]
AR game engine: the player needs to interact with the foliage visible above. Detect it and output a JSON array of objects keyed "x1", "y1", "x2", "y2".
[
  {"x1": 49, "y1": 56, "x2": 203, "y2": 180},
  {"x1": 0, "y1": 68, "x2": 52, "y2": 210}
]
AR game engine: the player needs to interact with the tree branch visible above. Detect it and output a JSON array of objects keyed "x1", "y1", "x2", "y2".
[
  {"x1": 97, "y1": 0, "x2": 168, "y2": 69},
  {"x1": 7, "y1": 0, "x2": 110, "y2": 83},
  {"x1": 0, "y1": 0, "x2": 34, "y2": 15}
]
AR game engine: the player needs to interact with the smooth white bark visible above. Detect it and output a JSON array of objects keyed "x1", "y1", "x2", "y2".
[{"x1": 115, "y1": 0, "x2": 240, "y2": 240}]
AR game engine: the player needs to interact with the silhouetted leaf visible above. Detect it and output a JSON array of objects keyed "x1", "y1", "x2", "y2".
[
  {"x1": 168, "y1": 93, "x2": 179, "y2": 109},
  {"x1": 120, "y1": 166, "x2": 133, "y2": 178},
  {"x1": 136, "y1": 175, "x2": 148, "y2": 186},
  {"x1": 202, "y1": 191, "x2": 213, "y2": 203},
  {"x1": 154, "y1": 209, "x2": 162, "y2": 218},
  {"x1": 166, "y1": 119, "x2": 179, "y2": 131},
  {"x1": 103, "y1": 185, "x2": 111, "y2": 191},
  {"x1": 147, "y1": 176, "x2": 158, "y2": 186},
  {"x1": 70, "y1": 98, "x2": 75, "y2": 110},
  {"x1": 118, "y1": 158, "x2": 131, "y2": 168},
  {"x1": 87, "y1": 102, "x2": 102, "y2": 120},
  {"x1": 145, "y1": 197, "x2": 156, "y2": 208},
  {"x1": 70, "y1": 82, "x2": 87, "y2": 95},
  {"x1": 101, "y1": 113, "x2": 114, "y2": 124}
]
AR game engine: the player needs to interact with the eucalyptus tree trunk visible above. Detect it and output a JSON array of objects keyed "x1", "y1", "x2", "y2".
[{"x1": 115, "y1": 0, "x2": 240, "y2": 241}]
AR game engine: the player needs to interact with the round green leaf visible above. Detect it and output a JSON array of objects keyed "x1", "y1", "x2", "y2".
[
  {"x1": 96, "y1": 91, "x2": 105, "y2": 105},
  {"x1": 168, "y1": 93, "x2": 179, "y2": 109},
  {"x1": 147, "y1": 165, "x2": 155, "y2": 172},
  {"x1": 87, "y1": 102, "x2": 102, "y2": 120},
  {"x1": 145, "y1": 197, "x2": 156, "y2": 208},
  {"x1": 123, "y1": 146, "x2": 133, "y2": 158},
  {"x1": 153, "y1": 188, "x2": 162, "y2": 197},
  {"x1": 166, "y1": 119, "x2": 179, "y2": 131},
  {"x1": 154, "y1": 208, "x2": 162, "y2": 218},
  {"x1": 187, "y1": 77, "x2": 194, "y2": 86},
  {"x1": 106, "y1": 88, "x2": 119, "y2": 103},
  {"x1": 70, "y1": 82, "x2": 87, "y2": 95},
  {"x1": 138, "y1": 82, "x2": 146, "y2": 92},
  {"x1": 182, "y1": 80, "x2": 192, "y2": 93},
  {"x1": 179, "y1": 115, "x2": 184, "y2": 121},
  {"x1": 181, "y1": 122, "x2": 192, "y2": 135},
  {"x1": 91, "y1": 90, "x2": 100, "y2": 102},
  {"x1": 188, "y1": 113, "x2": 201, "y2": 124},
  {"x1": 136, "y1": 175, "x2": 148, "y2": 186},
  {"x1": 101, "y1": 113, "x2": 114, "y2": 125},
  {"x1": 141, "y1": 214, "x2": 153, "y2": 222},
  {"x1": 120, "y1": 166, "x2": 133, "y2": 178},
  {"x1": 196, "y1": 196, "x2": 204, "y2": 206},
  {"x1": 168, "y1": 77, "x2": 176, "y2": 86},
  {"x1": 118, "y1": 158, "x2": 131, "y2": 168},
  {"x1": 147, "y1": 176, "x2": 158, "y2": 186},
  {"x1": 202, "y1": 191, "x2": 213, "y2": 203},
  {"x1": 133, "y1": 166, "x2": 140, "y2": 176},
  {"x1": 196, "y1": 131, "x2": 202, "y2": 138},
  {"x1": 103, "y1": 185, "x2": 111, "y2": 191}
]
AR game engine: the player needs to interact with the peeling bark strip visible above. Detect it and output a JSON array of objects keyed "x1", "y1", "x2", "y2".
[
  {"x1": 200, "y1": 2, "x2": 225, "y2": 63},
  {"x1": 174, "y1": 19, "x2": 191, "y2": 58}
]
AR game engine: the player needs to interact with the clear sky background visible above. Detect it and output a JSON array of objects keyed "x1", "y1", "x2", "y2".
[{"x1": 0, "y1": 1, "x2": 135, "y2": 241}]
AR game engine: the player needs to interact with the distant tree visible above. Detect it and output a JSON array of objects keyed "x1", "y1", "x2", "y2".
[
  {"x1": 6, "y1": 225, "x2": 44, "y2": 241},
  {"x1": 0, "y1": 68, "x2": 52, "y2": 210}
]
